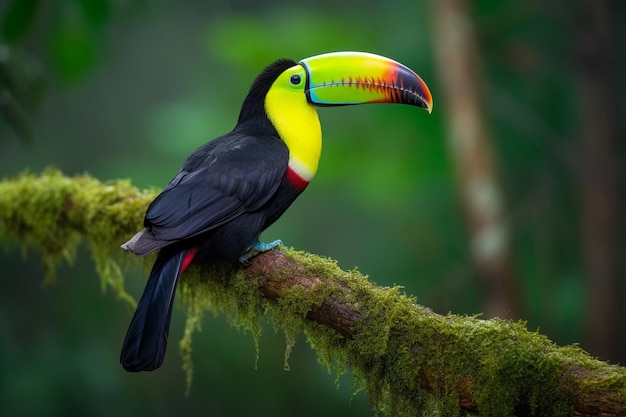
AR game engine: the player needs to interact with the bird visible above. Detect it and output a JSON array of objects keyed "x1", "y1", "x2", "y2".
[{"x1": 120, "y1": 51, "x2": 433, "y2": 372}]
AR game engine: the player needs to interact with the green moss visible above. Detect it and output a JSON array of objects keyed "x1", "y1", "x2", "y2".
[
  {"x1": 0, "y1": 169, "x2": 81, "y2": 281},
  {"x1": 248, "y1": 247, "x2": 589, "y2": 416},
  {"x1": 177, "y1": 262, "x2": 267, "y2": 388},
  {"x1": 0, "y1": 169, "x2": 155, "y2": 301}
]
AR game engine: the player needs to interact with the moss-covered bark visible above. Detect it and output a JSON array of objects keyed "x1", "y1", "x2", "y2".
[{"x1": 1, "y1": 170, "x2": 625, "y2": 416}]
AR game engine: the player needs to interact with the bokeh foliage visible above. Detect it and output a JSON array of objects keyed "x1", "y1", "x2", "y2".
[{"x1": 0, "y1": 1, "x2": 624, "y2": 416}]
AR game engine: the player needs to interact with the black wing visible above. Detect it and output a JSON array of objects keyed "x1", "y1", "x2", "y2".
[{"x1": 145, "y1": 133, "x2": 288, "y2": 242}]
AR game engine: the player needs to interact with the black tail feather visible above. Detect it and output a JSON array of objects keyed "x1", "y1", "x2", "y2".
[{"x1": 120, "y1": 247, "x2": 186, "y2": 371}]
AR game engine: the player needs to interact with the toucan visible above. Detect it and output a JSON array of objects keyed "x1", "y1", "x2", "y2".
[{"x1": 120, "y1": 51, "x2": 433, "y2": 372}]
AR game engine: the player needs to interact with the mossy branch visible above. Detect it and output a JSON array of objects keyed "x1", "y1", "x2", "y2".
[{"x1": 1, "y1": 170, "x2": 625, "y2": 416}]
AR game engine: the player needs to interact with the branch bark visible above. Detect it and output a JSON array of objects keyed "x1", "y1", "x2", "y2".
[{"x1": 1, "y1": 170, "x2": 625, "y2": 416}]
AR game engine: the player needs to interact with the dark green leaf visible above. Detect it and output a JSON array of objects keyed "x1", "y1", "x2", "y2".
[
  {"x1": 77, "y1": 0, "x2": 110, "y2": 27},
  {"x1": 51, "y1": 24, "x2": 97, "y2": 82},
  {"x1": 2, "y1": 0, "x2": 42, "y2": 42}
]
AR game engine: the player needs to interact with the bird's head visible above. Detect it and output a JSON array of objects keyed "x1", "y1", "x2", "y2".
[
  {"x1": 238, "y1": 51, "x2": 433, "y2": 128},
  {"x1": 272, "y1": 51, "x2": 432, "y2": 111},
  {"x1": 237, "y1": 51, "x2": 433, "y2": 183}
]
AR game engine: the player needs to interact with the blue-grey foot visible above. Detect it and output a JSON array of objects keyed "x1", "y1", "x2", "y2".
[{"x1": 239, "y1": 239, "x2": 283, "y2": 265}]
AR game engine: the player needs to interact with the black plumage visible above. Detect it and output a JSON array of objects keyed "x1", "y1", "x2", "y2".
[
  {"x1": 120, "y1": 246, "x2": 186, "y2": 371},
  {"x1": 120, "y1": 59, "x2": 304, "y2": 372}
]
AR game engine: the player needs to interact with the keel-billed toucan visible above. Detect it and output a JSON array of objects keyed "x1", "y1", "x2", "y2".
[{"x1": 120, "y1": 51, "x2": 433, "y2": 372}]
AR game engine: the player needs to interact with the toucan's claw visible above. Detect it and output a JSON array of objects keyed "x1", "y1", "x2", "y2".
[{"x1": 239, "y1": 239, "x2": 283, "y2": 265}]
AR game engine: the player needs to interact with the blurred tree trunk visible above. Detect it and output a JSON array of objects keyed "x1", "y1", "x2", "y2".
[
  {"x1": 430, "y1": 0, "x2": 520, "y2": 319},
  {"x1": 577, "y1": 0, "x2": 624, "y2": 363}
]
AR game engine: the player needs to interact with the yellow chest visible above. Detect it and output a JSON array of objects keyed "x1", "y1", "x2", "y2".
[{"x1": 264, "y1": 88, "x2": 322, "y2": 182}]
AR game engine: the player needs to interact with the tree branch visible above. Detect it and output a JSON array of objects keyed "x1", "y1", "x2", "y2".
[{"x1": 1, "y1": 170, "x2": 625, "y2": 416}]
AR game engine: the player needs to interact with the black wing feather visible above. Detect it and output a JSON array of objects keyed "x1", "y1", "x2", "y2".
[{"x1": 144, "y1": 133, "x2": 288, "y2": 243}]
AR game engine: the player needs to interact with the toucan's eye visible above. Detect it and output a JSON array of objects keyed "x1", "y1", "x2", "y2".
[{"x1": 290, "y1": 74, "x2": 302, "y2": 85}]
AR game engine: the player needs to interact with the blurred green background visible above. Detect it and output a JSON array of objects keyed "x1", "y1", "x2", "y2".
[{"x1": 0, "y1": 0, "x2": 624, "y2": 416}]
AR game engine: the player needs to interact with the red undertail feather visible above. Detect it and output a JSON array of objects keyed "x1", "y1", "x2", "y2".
[{"x1": 181, "y1": 247, "x2": 198, "y2": 273}]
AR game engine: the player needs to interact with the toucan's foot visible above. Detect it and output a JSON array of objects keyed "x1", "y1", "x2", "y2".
[{"x1": 239, "y1": 239, "x2": 282, "y2": 265}]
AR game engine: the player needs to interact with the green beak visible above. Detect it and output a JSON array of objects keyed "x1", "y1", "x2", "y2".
[{"x1": 300, "y1": 51, "x2": 433, "y2": 113}]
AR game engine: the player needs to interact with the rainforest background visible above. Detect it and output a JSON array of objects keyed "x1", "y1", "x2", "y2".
[{"x1": 0, "y1": 1, "x2": 624, "y2": 416}]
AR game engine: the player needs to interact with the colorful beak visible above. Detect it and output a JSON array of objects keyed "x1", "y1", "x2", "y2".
[{"x1": 299, "y1": 51, "x2": 433, "y2": 113}]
